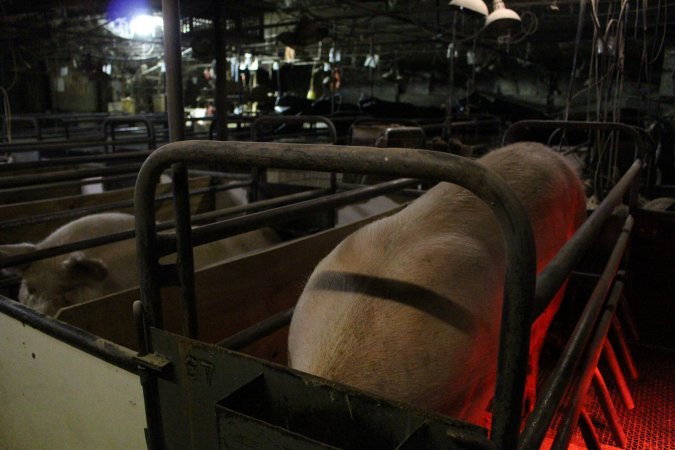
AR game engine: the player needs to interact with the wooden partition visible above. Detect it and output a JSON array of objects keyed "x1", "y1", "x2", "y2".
[
  {"x1": 0, "y1": 165, "x2": 85, "y2": 204},
  {"x1": 57, "y1": 207, "x2": 402, "y2": 365},
  {"x1": 0, "y1": 176, "x2": 220, "y2": 244}
]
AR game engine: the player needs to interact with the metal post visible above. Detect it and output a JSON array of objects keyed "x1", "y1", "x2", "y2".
[
  {"x1": 213, "y1": 1, "x2": 229, "y2": 141},
  {"x1": 578, "y1": 408, "x2": 603, "y2": 450},
  {"x1": 161, "y1": 0, "x2": 197, "y2": 338},
  {"x1": 163, "y1": 0, "x2": 185, "y2": 143},
  {"x1": 611, "y1": 314, "x2": 639, "y2": 379},
  {"x1": 134, "y1": 0, "x2": 187, "y2": 447},
  {"x1": 602, "y1": 339, "x2": 635, "y2": 410},
  {"x1": 618, "y1": 294, "x2": 640, "y2": 341},
  {"x1": 592, "y1": 368, "x2": 627, "y2": 448}
]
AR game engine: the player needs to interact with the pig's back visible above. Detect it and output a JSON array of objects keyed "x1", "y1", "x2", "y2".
[{"x1": 288, "y1": 143, "x2": 585, "y2": 423}]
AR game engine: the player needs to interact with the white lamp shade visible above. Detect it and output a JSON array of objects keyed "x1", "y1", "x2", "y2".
[
  {"x1": 448, "y1": 0, "x2": 489, "y2": 17},
  {"x1": 485, "y1": 7, "x2": 521, "y2": 27}
]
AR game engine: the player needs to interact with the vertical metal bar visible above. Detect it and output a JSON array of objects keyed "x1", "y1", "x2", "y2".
[
  {"x1": 213, "y1": 1, "x2": 229, "y2": 141},
  {"x1": 163, "y1": 0, "x2": 185, "y2": 143},
  {"x1": 611, "y1": 314, "x2": 639, "y2": 379},
  {"x1": 162, "y1": 0, "x2": 197, "y2": 338},
  {"x1": 592, "y1": 368, "x2": 627, "y2": 448},
  {"x1": 248, "y1": 166, "x2": 264, "y2": 203},
  {"x1": 490, "y1": 191, "x2": 537, "y2": 447},
  {"x1": 578, "y1": 408, "x2": 603, "y2": 450},
  {"x1": 135, "y1": 169, "x2": 164, "y2": 450},
  {"x1": 618, "y1": 294, "x2": 640, "y2": 341},
  {"x1": 134, "y1": 1, "x2": 186, "y2": 448},
  {"x1": 172, "y1": 163, "x2": 198, "y2": 338},
  {"x1": 112, "y1": 122, "x2": 118, "y2": 153},
  {"x1": 602, "y1": 339, "x2": 635, "y2": 410}
]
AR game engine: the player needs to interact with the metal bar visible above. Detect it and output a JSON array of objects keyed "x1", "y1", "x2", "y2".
[
  {"x1": 0, "y1": 295, "x2": 138, "y2": 373},
  {"x1": 0, "y1": 136, "x2": 156, "y2": 154},
  {"x1": 0, "y1": 184, "x2": 349, "y2": 269},
  {"x1": 592, "y1": 368, "x2": 627, "y2": 448},
  {"x1": 502, "y1": 120, "x2": 647, "y2": 159},
  {"x1": 577, "y1": 408, "x2": 603, "y2": 450},
  {"x1": 0, "y1": 228, "x2": 136, "y2": 270},
  {"x1": 519, "y1": 217, "x2": 633, "y2": 450},
  {"x1": 251, "y1": 116, "x2": 338, "y2": 144},
  {"x1": 0, "y1": 163, "x2": 143, "y2": 190},
  {"x1": 0, "y1": 151, "x2": 151, "y2": 173},
  {"x1": 171, "y1": 163, "x2": 198, "y2": 339},
  {"x1": 163, "y1": 0, "x2": 185, "y2": 143},
  {"x1": 0, "y1": 181, "x2": 251, "y2": 232},
  {"x1": 533, "y1": 161, "x2": 641, "y2": 319},
  {"x1": 133, "y1": 140, "x2": 537, "y2": 450},
  {"x1": 0, "y1": 173, "x2": 139, "y2": 198},
  {"x1": 187, "y1": 169, "x2": 251, "y2": 180},
  {"x1": 190, "y1": 186, "x2": 331, "y2": 226},
  {"x1": 602, "y1": 339, "x2": 635, "y2": 410},
  {"x1": 217, "y1": 307, "x2": 295, "y2": 350},
  {"x1": 337, "y1": 180, "x2": 425, "y2": 198},
  {"x1": 180, "y1": 179, "x2": 419, "y2": 251},
  {"x1": 102, "y1": 116, "x2": 156, "y2": 150},
  {"x1": 611, "y1": 313, "x2": 639, "y2": 379},
  {"x1": 213, "y1": 2, "x2": 228, "y2": 141},
  {"x1": 2, "y1": 116, "x2": 41, "y2": 140},
  {"x1": 618, "y1": 294, "x2": 640, "y2": 341},
  {"x1": 550, "y1": 279, "x2": 626, "y2": 450},
  {"x1": 144, "y1": 0, "x2": 184, "y2": 446}
]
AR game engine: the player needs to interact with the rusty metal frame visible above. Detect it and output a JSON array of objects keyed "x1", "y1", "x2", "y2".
[
  {"x1": 251, "y1": 115, "x2": 339, "y2": 144},
  {"x1": 0, "y1": 181, "x2": 251, "y2": 236},
  {"x1": 133, "y1": 140, "x2": 537, "y2": 450},
  {"x1": 1, "y1": 116, "x2": 42, "y2": 141},
  {"x1": 519, "y1": 216, "x2": 634, "y2": 450},
  {"x1": 0, "y1": 181, "x2": 339, "y2": 270},
  {"x1": 0, "y1": 150, "x2": 152, "y2": 173},
  {"x1": 0, "y1": 173, "x2": 140, "y2": 198},
  {"x1": 0, "y1": 163, "x2": 143, "y2": 190},
  {"x1": 501, "y1": 120, "x2": 643, "y2": 450},
  {"x1": 502, "y1": 120, "x2": 647, "y2": 160},
  {"x1": 102, "y1": 116, "x2": 156, "y2": 152},
  {"x1": 0, "y1": 294, "x2": 138, "y2": 373},
  {"x1": 503, "y1": 119, "x2": 647, "y2": 199},
  {"x1": 0, "y1": 114, "x2": 157, "y2": 156},
  {"x1": 0, "y1": 136, "x2": 156, "y2": 155}
]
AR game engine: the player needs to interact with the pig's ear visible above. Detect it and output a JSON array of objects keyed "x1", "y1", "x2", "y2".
[
  {"x1": 0, "y1": 243, "x2": 37, "y2": 274},
  {"x1": 62, "y1": 252, "x2": 108, "y2": 283}
]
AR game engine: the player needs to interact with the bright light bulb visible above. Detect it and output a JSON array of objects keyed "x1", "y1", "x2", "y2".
[{"x1": 130, "y1": 14, "x2": 163, "y2": 37}]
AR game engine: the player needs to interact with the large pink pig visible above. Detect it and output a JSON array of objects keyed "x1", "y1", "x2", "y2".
[{"x1": 288, "y1": 142, "x2": 586, "y2": 425}]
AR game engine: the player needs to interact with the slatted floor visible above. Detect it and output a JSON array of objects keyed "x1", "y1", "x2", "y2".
[{"x1": 544, "y1": 343, "x2": 674, "y2": 449}]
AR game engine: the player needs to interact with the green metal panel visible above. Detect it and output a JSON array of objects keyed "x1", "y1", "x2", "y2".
[{"x1": 151, "y1": 328, "x2": 491, "y2": 450}]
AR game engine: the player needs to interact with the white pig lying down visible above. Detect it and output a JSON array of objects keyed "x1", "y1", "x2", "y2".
[
  {"x1": 288, "y1": 142, "x2": 587, "y2": 426},
  {"x1": 0, "y1": 212, "x2": 279, "y2": 316}
]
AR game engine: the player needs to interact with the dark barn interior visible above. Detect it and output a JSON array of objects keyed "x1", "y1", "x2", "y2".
[{"x1": 0, "y1": 0, "x2": 674, "y2": 449}]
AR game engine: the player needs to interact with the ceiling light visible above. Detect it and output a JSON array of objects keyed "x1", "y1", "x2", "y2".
[
  {"x1": 130, "y1": 14, "x2": 163, "y2": 38},
  {"x1": 448, "y1": 0, "x2": 489, "y2": 17},
  {"x1": 485, "y1": 0, "x2": 521, "y2": 28}
]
